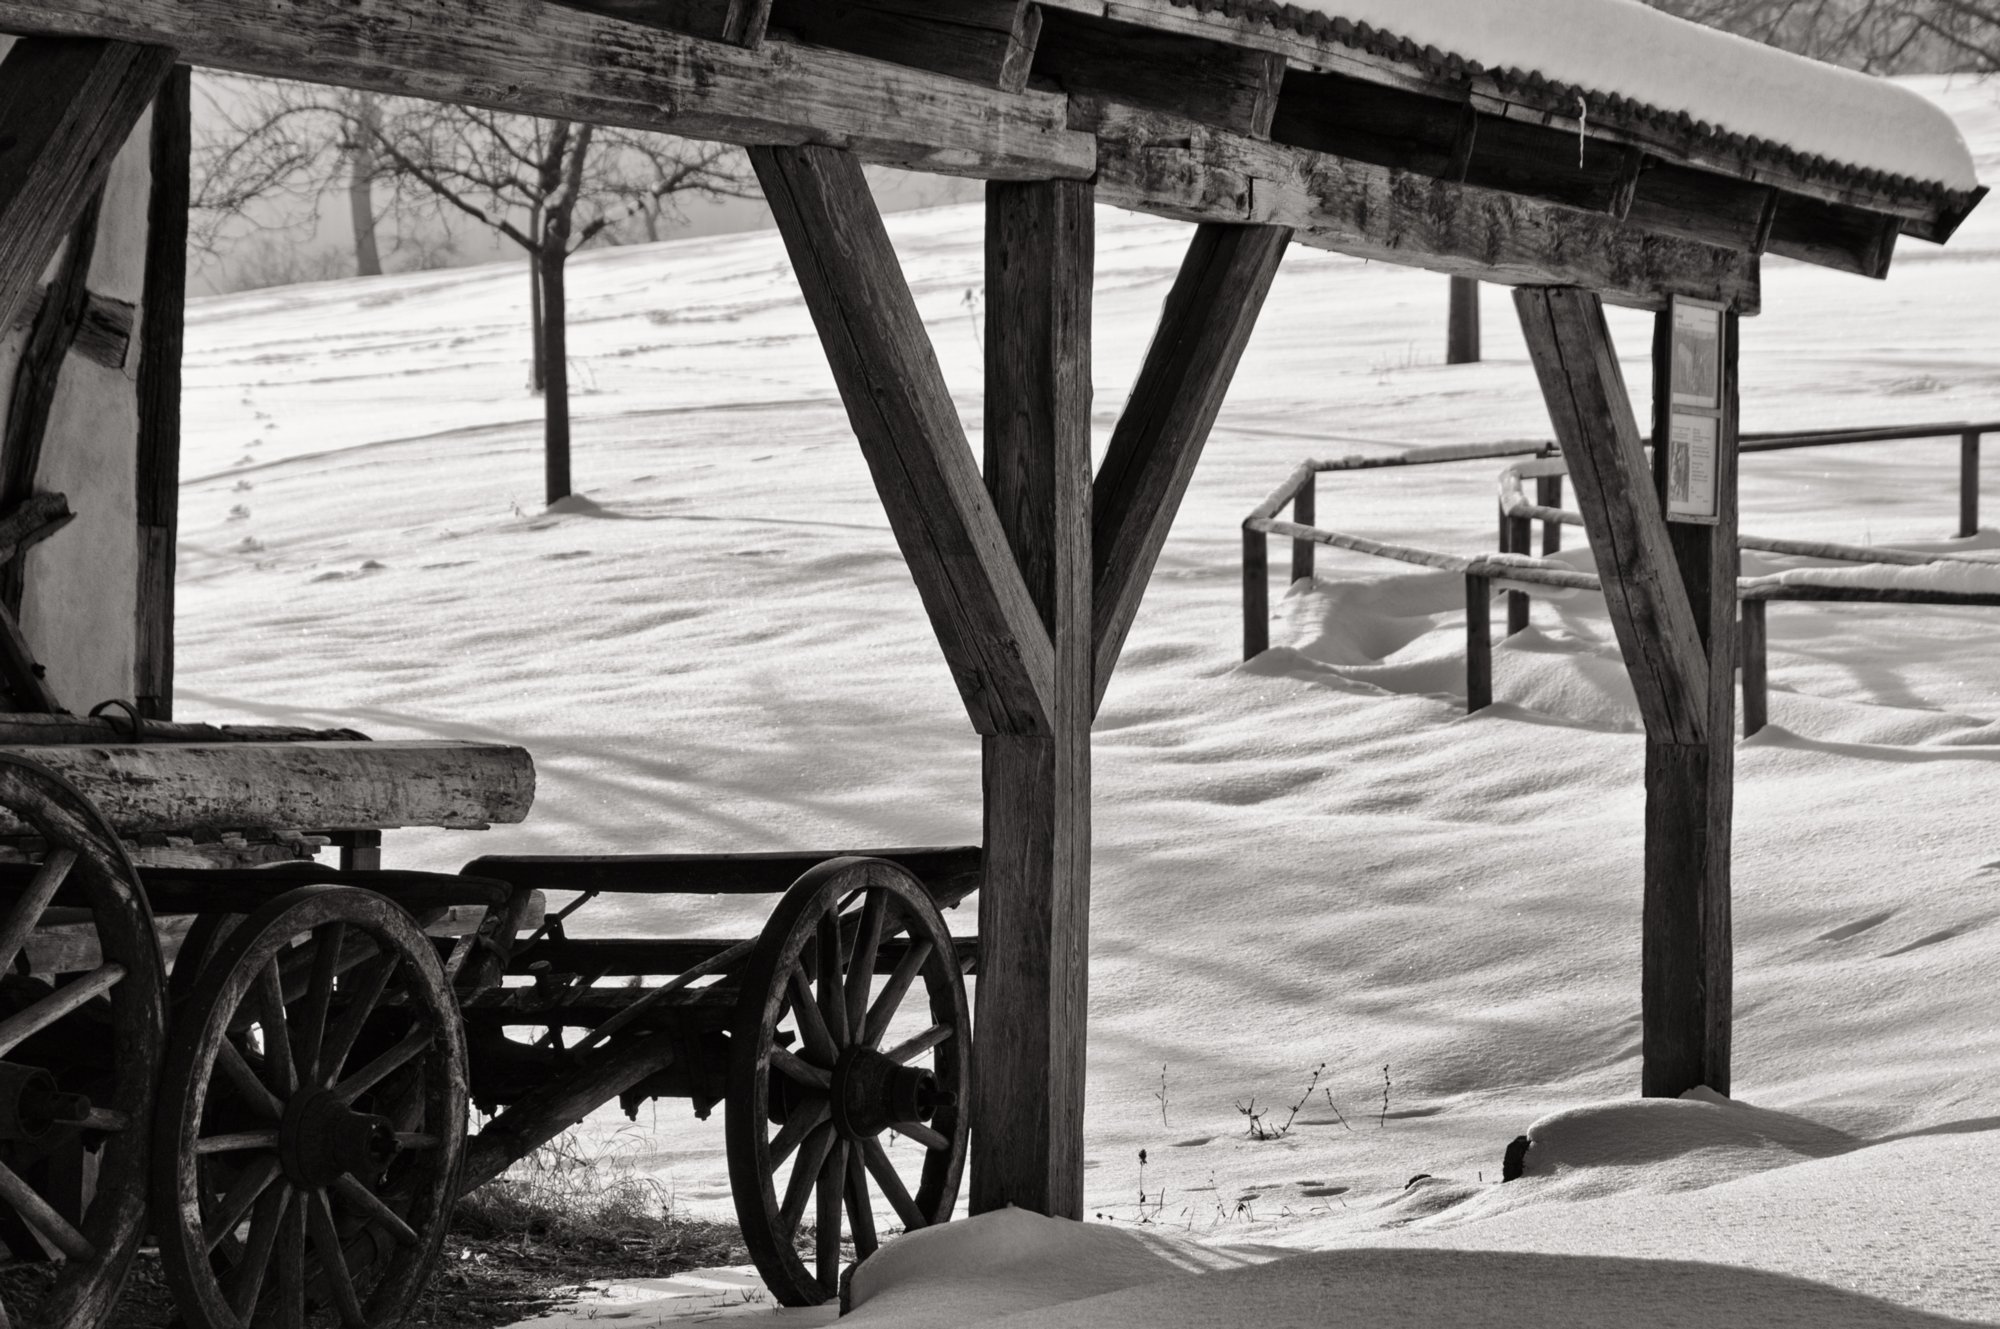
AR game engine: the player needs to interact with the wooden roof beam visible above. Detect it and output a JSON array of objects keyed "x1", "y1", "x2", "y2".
[
  {"x1": 551, "y1": 0, "x2": 773, "y2": 46},
  {"x1": 1035, "y1": 9, "x2": 1285, "y2": 139},
  {"x1": 1081, "y1": 100, "x2": 1761, "y2": 313},
  {"x1": 768, "y1": 0, "x2": 1044, "y2": 92},
  {"x1": 0, "y1": 0, "x2": 1095, "y2": 182}
]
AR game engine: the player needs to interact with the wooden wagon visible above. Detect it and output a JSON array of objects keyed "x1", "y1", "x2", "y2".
[{"x1": 0, "y1": 720, "x2": 980, "y2": 1325}]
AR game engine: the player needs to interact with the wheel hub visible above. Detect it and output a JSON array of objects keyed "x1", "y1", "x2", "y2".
[
  {"x1": 828, "y1": 1044, "x2": 955, "y2": 1141},
  {"x1": 0, "y1": 1061, "x2": 90, "y2": 1142},
  {"x1": 279, "y1": 1089, "x2": 399, "y2": 1188}
]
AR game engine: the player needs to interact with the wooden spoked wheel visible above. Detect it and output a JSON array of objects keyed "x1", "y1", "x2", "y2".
[
  {"x1": 726, "y1": 858, "x2": 970, "y2": 1307},
  {"x1": 154, "y1": 886, "x2": 467, "y2": 1329},
  {"x1": 0, "y1": 754, "x2": 164, "y2": 1329}
]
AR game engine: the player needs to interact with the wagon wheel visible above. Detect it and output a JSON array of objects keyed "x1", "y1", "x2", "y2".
[
  {"x1": 726, "y1": 858, "x2": 970, "y2": 1307},
  {"x1": 0, "y1": 753, "x2": 165, "y2": 1329},
  {"x1": 154, "y1": 886, "x2": 467, "y2": 1329}
]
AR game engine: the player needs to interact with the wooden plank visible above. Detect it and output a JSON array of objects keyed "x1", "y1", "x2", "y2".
[
  {"x1": 1740, "y1": 600, "x2": 1767, "y2": 737},
  {"x1": 0, "y1": 713, "x2": 364, "y2": 744},
  {"x1": 461, "y1": 846, "x2": 982, "y2": 906},
  {"x1": 551, "y1": 0, "x2": 772, "y2": 45},
  {"x1": 0, "y1": 0, "x2": 1092, "y2": 183},
  {"x1": 1642, "y1": 303, "x2": 1738, "y2": 1098},
  {"x1": 1092, "y1": 222, "x2": 1289, "y2": 707},
  {"x1": 461, "y1": 1031, "x2": 680, "y2": 1194},
  {"x1": 1514, "y1": 286, "x2": 1709, "y2": 743},
  {"x1": 135, "y1": 65, "x2": 190, "y2": 722},
  {"x1": 1082, "y1": 100, "x2": 1761, "y2": 313},
  {"x1": 0, "y1": 603, "x2": 60, "y2": 712},
  {"x1": 974, "y1": 177, "x2": 1093, "y2": 1219},
  {"x1": 0, "y1": 741, "x2": 535, "y2": 835},
  {"x1": 1037, "y1": 8, "x2": 1284, "y2": 138},
  {"x1": 769, "y1": 0, "x2": 1042, "y2": 92},
  {"x1": 506, "y1": 934, "x2": 976, "y2": 976},
  {"x1": 752, "y1": 145, "x2": 1054, "y2": 735},
  {"x1": 0, "y1": 38, "x2": 173, "y2": 336}
]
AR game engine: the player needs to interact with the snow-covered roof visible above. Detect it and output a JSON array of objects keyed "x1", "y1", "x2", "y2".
[{"x1": 1218, "y1": 0, "x2": 1979, "y2": 194}]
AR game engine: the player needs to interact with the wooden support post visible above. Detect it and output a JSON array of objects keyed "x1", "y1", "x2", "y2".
[
  {"x1": 1740, "y1": 599, "x2": 1767, "y2": 737},
  {"x1": 1464, "y1": 573, "x2": 1491, "y2": 712},
  {"x1": 1504, "y1": 512, "x2": 1531, "y2": 635},
  {"x1": 974, "y1": 177, "x2": 1093, "y2": 1220},
  {"x1": 1960, "y1": 430, "x2": 1980, "y2": 538},
  {"x1": 0, "y1": 38, "x2": 174, "y2": 334},
  {"x1": 135, "y1": 65, "x2": 190, "y2": 721},
  {"x1": 1242, "y1": 527, "x2": 1268, "y2": 660},
  {"x1": 1290, "y1": 471, "x2": 1316, "y2": 584},
  {"x1": 1447, "y1": 276, "x2": 1480, "y2": 364},
  {"x1": 1517, "y1": 285, "x2": 1732, "y2": 1099},
  {"x1": 1538, "y1": 474, "x2": 1564, "y2": 555},
  {"x1": 1093, "y1": 223, "x2": 1290, "y2": 703}
]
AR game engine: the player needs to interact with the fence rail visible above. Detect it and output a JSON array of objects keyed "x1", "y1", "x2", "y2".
[{"x1": 1241, "y1": 419, "x2": 2000, "y2": 729}]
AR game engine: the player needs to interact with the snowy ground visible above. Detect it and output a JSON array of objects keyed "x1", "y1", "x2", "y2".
[{"x1": 173, "y1": 78, "x2": 2000, "y2": 1327}]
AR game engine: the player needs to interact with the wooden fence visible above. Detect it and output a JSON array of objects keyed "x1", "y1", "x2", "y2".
[{"x1": 1242, "y1": 421, "x2": 2000, "y2": 729}]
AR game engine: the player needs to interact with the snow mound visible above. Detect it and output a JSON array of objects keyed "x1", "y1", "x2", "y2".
[{"x1": 1522, "y1": 1087, "x2": 1855, "y2": 1179}]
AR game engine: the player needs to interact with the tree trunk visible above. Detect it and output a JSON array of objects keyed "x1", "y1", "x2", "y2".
[
  {"x1": 1448, "y1": 276, "x2": 1480, "y2": 364},
  {"x1": 527, "y1": 246, "x2": 545, "y2": 394},
  {"x1": 540, "y1": 247, "x2": 570, "y2": 503},
  {"x1": 347, "y1": 92, "x2": 382, "y2": 277}
]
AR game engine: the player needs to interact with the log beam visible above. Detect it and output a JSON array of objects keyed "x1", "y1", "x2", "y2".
[
  {"x1": 769, "y1": 0, "x2": 1043, "y2": 92},
  {"x1": 974, "y1": 177, "x2": 1093, "y2": 1218},
  {"x1": 751, "y1": 144, "x2": 1054, "y2": 735},
  {"x1": 1091, "y1": 222, "x2": 1290, "y2": 709},
  {"x1": 551, "y1": 0, "x2": 772, "y2": 46},
  {"x1": 135, "y1": 65, "x2": 191, "y2": 721},
  {"x1": 1514, "y1": 286, "x2": 1709, "y2": 743},
  {"x1": 0, "y1": 38, "x2": 174, "y2": 336}
]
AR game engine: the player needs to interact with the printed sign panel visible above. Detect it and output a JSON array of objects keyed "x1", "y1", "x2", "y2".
[
  {"x1": 1666, "y1": 410, "x2": 1720, "y2": 524},
  {"x1": 1670, "y1": 300, "x2": 1723, "y2": 411}
]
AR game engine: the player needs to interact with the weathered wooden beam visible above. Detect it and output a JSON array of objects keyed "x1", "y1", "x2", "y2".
[
  {"x1": 462, "y1": 846, "x2": 982, "y2": 906},
  {"x1": 975, "y1": 176, "x2": 1093, "y2": 1220},
  {"x1": 136, "y1": 65, "x2": 190, "y2": 721},
  {"x1": 1083, "y1": 101, "x2": 1761, "y2": 313},
  {"x1": 770, "y1": 0, "x2": 1042, "y2": 92},
  {"x1": 0, "y1": 603, "x2": 60, "y2": 712},
  {"x1": 1038, "y1": 8, "x2": 1284, "y2": 139},
  {"x1": 0, "y1": 38, "x2": 173, "y2": 336},
  {"x1": 1091, "y1": 222, "x2": 1290, "y2": 709},
  {"x1": 0, "y1": 493, "x2": 73, "y2": 566},
  {"x1": 551, "y1": 0, "x2": 772, "y2": 46},
  {"x1": 511, "y1": 934, "x2": 979, "y2": 976},
  {"x1": 0, "y1": 741, "x2": 536, "y2": 835},
  {"x1": 1514, "y1": 286, "x2": 1709, "y2": 743},
  {"x1": 0, "y1": 0, "x2": 1093, "y2": 183},
  {"x1": 0, "y1": 712, "x2": 364, "y2": 745},
  {"x1": 8, "y1": 288, "x2": 134, "y2": 367},
  {"x1": 1643, "y1": 304, "x2": 1738, "y2": 1099},
  {"x1": 752, "y1": 144, "x2": 1054, "y2": 735},
  {"x1": 461, "y1": 1031, "x2": 679, "y2": 1195}
]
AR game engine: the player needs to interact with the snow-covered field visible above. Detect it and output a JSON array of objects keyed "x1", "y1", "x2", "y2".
[{"x1": 175, "y1": 78, "x2": 2000, "y2": 1327}]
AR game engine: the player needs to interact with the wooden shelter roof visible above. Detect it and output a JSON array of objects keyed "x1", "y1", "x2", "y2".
[{"x1": 0, "y1": 0, "x2": 1985, "y2": 313}]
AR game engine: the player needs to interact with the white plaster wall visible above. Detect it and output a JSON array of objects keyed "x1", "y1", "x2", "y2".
[{"x1": 15, "y1": 111, "x2": 154, "y2": 712}]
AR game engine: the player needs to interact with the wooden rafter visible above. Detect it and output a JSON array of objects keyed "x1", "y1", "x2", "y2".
[
  {"x1": 136, "y1": 65, "x2": 191, "y2": 721},
  {"x1": 751, "y1": 144, "x2": 1055, "y2": 736},
  {"x1": 769, "y1": 0, "x2": 1043, "y2": 92},
  {"x1": 1514, "y1": 286, "x2": 1709, "y2": 743},
  {"x1": 1091, "y1": 222, "x2": 1291, "y2": 709},
  {"x1": 0, "y1": 38, "x2": 174, "y2": 335}
]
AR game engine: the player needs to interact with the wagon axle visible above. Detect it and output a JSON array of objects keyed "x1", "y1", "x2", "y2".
[
  {"x1": 277, "y1": 1089, "x2": 401, "y2": 1189},
  {"x1": 830, "y1": 1044, "x2": 955, "y2": 1142},
  {"x1": 0, "y1": 1061, "x2": 93, "y2": 1142}
]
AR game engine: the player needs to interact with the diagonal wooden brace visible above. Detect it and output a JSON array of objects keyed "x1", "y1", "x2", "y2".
[
  {"x1": 752, "y1": 144, "x2": 1054, "y2": 735},
  {"x1": 1515, "y1": 285, "x2": 1709, "y2": 745}
]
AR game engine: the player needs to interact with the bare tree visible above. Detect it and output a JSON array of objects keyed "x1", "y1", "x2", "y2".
[
  {"x1": 193, "y1": 80, "x2": 751, "y2": 503},
  {"x1": 1646, "y1": 0, "x2": 1996, "y2": 71}
]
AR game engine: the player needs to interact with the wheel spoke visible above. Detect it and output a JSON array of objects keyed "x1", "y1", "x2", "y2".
[
  {"x1": 394, "y1": 1132, "x2": 439, "y2": 1151},
  {"x1": 204, "y1": 1154, "x2": 284, "y2": 1253},
  {"x1": 0, "y1": 962, "x2": 123, "y2": 1056},
  {"x1": 0, "y1": 848, "x2": 75, "y2": 974},
  {"x1": 216, "y1": 1036, "x2": 285, "y2": 1120},
  {"x1": 770, "y1": 1045, "x2": 831, "y2": 1090},
  {"x1": 229, "y1": 1182, "x2": 292, "y2": 1318},
  {"x1": 0, "y1": 1155, "x2": 93, "y2": 1260},
  {"x1": 786, "y1": 964, "x2": 837, "y2": 1064},
  {"x1": 254, "y1": 960, "x2": 298, "y2": 1097},
  {"x1": 308, "y1": 1187, "x2": 368, "y2": 1328},
  {"x1": 859, "y1": 1135, "x2": 924, "y2": 1231},
  {"x1": 862, "y1": 939, "x2": 932, "y2": 1047},
  {"x1": 293, "y1": 921, "x2": 347, "y2": 1084},
  {"x1": 333, "y1": 1024, "x2": 433, "y2": 1105},
  {"x1": 883, "y1": 1022, "x2": 951, "y2": 1065},
  {"x1": 333, "y1": 1172, "x2": 421, "y2": 1246},
  {"x1": 197, "y1": 1129, "x2": 282, "y2": 1154},
  {"x1": 769, "y1": 1098, "x2": 831, "y2": 1168},
  {"x1": 845, "y1": 1146, "x2": 878, "y2": 1260},
  {"x1": 816, "y1": 911, "x2": 849, "y2": 1047},
  {"x1": 76, "y1": 1106, "x2": 130, "y2": 1132},
  {"x1": 778, "y1": 1123, "x2": 835, "y2": 1237},
  {"x1": 889, "y1": 1120, "x2": 950, "y2": 1151},
  {"x1": 276, "y1": 1177, "x2": 307, "y2": 1329},
  {"x1": 316, "y1": 952, "x2": 398, "y2": 1090},
  {"x1": 816, "y1": 1139, "x2": 847, "y2": 1295},
  {"x1": 843, "y1": 893, "x2": 886, "y2": 1033}
]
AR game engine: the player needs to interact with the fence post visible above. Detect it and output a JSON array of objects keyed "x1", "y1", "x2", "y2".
[
  {"x1": 1740, "y1": 599, "x2": 1767, "y2": 736},
  {"x1": 1291, "y1": 470, "x2": 1316, "y2": 583},
  {"x1": 1961, "y1": 431, "x2": 1981, "y2": 538},
  {"x1": 1538, "y1": 474, "x2": 1564, "y2": 555},
  {"x1": 1465, "y1": 573, "x2": 1492, "y2": 712},
  {"x1": 1243, "y1": 526, "x2": 1268, "y2": 659},
  {"x1": 1502, "y1": 512, "x2": 1531, "y2": 635}
]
